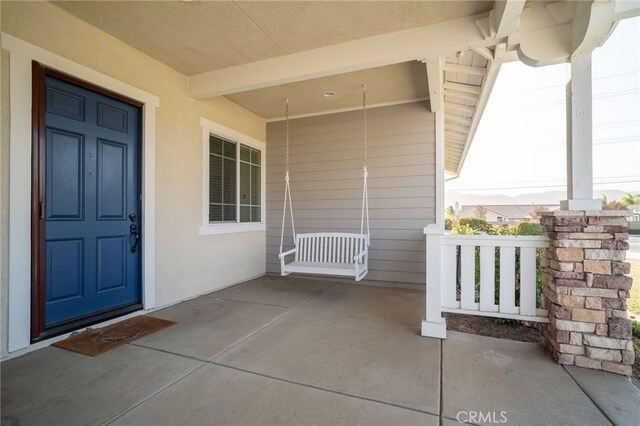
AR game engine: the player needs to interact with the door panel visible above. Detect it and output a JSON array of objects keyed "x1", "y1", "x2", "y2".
[
  {"x1": 44, "y1": 75, "x2": 141, "y2": 327},
  {"x1": 46, "y1": 129, "x2": 84, "y2": 220},
  {"x1": 97, "y1": 139, "x2": 127, "y2": 220},
  {"x1": 46, "y1": 239, "x2": 83, "y2": 302},
  {"x1": 96, "y1": 236, "x2": 128, "y2": 293}
]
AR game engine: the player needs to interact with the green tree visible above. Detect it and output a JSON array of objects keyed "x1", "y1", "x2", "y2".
[
  {"x1": 620, "y1": 193, "x2": 640, "y2": 206},
  {"x1": 446, "y1": 205, "x2": 455, "y2": 219}
]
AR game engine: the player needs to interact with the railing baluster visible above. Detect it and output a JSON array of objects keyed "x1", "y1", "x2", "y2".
[
  {"x1": 442, "y1": 245, "x2": 458, "y2": 308},
  {"x1": 520, "y1": 247, "x2": 536, "y2": 316},
  {"x1": 499, "y1": 246, "x2": 518, "y2": 314},
  {"x1": 480, "y1": 245, "x2": 495, "y2": 312},
  {"x1": 460, "y1": 245, "x2": 475, "y2": 310}
]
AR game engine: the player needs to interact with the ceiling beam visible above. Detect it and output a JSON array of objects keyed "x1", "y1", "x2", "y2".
[
  {"x1": 445, "y1": 134, "x2": 468, "y2": 143},
  {"x1": 491, "y1": 0, "x2": 526, "y2": 38},
  {"x1": 188, "y1": 2, "x2": 578, "y2": 99},
  {"x1": 444, "y1": 103, "x2": 476, "y2": 114},
  {"x1": 444, "y1": 114, "x2": 472, "y2": 126},
  {"x1": 446, "y1": 127, "x2": 469, "y2": 136},
  {"x1": 443, "y1": 90, "x2": 479, "y2": 102},
  {"x1": 442, "y1": 63, "x2": 487, "y2": 77},
  {"x1": 472, "y1": 46, "x2": 494, "y2": 61},
  {"x1": 189, "y1": 12, "x2": 499, "y2": 98},
  {"x1": 446, "y1": 123, "x2": 472, "y2": 133},
  {"x1": 443, "y1": 82, "x2": 482, "y2": 95},
  {"x1": 425, "y1": 57, "x2": 444, "y2": 113}
]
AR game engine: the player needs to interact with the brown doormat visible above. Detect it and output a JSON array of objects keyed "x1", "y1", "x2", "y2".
[{"x1": 52, "y1": 316, "x2": 176, "y2": 356}]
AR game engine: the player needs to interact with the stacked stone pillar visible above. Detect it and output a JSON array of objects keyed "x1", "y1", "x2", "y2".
[{"x1": 540, "y1": 210, "x2": 634, "y2": 376}]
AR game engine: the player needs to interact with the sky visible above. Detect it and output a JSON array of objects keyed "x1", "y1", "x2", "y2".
[{"x1": 445, "y1": 16, "x2": 640, "y2": 204}]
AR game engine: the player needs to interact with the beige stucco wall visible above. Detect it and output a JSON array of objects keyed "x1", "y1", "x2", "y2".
[
  {"x1": 1, "y1": 1, "x2": 267, "y2": 353},
  {"x1": 1, "y1": 47, "x2": 10, "y2": 358}
]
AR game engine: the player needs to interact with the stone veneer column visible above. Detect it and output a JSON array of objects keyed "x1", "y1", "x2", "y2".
[{"x1": 539, "y1": 210, "x2": 634, "y2": 376}]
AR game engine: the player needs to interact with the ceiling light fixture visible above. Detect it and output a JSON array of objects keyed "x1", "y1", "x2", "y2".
[{"x1": 323, "y1": 90, "x2": 336, "y2": 98}]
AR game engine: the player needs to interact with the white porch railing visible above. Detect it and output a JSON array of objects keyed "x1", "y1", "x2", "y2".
[{"x1": 421, "y1": 224, "x2": 550, "y2": 339}]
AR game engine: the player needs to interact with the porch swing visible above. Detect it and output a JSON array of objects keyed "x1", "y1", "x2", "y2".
[{"x1": 278, "y1": 86, "x2": 370, "y2": 281}]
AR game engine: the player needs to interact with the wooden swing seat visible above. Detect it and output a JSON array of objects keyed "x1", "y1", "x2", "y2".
[{"x1": 279, "y1": 232, "x2": 369, "y2": 281}]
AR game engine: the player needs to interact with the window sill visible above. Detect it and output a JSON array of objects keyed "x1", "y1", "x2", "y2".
[{"x1": 199, "y1": 222, "x2": 265, "y2": 236}]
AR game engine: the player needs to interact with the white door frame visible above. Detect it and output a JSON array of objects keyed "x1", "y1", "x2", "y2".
[{"x1": 2, "y1": 33, "x2": 159, "y2": 352}]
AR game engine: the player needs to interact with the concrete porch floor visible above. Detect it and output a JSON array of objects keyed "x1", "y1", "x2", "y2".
[{"x1": 2, "y1": 276, "x2": 639, "y2": 426}]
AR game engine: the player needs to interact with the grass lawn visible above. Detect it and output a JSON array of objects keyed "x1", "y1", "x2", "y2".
[{"x1": 628, "y1": 258, "x2": 640, "y2": 316}]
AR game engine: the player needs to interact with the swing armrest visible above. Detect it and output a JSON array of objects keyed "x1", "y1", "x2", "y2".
[
  {"x1": 279, "y1": 248, "x2": 298, "y2": 259},
  {"x1": 354, "y1": 248, "x2": 368, "y2": 262}
]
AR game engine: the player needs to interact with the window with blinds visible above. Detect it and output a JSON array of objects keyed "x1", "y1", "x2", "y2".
[
  {"x1": 209, "y1": 135, "x2": 261, "y2": 223},
  {"x1": 239, "y1": 144, "x2": 261, "y2": 222}
]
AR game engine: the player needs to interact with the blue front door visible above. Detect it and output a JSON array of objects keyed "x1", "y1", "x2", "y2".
[{"x1": 44, "y1": 76, "x2": 141, "y2": 326}]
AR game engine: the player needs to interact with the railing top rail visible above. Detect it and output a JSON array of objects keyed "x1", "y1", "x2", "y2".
[
  {"x1": 443, "y1": 233, "x2": 550, "y2": 241},
  {"x1": 441, "y1": 233, "x2": 550, "y2": 248}
]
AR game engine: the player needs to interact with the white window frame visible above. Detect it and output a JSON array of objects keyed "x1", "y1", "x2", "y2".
[{"x1": 199, "y1": 117, "x2": 266, "y2": 235}]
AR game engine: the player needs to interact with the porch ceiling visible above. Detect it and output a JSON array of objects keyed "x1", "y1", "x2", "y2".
[
  {"x1": 52, "y1": 1, "x2": 493, "y2": 76},
  {"x1": 227, "y1": 61, "x2": 428, "y2": 120},
  {"x1": 50, "y1": 0, "x2": 492, "y2": 122}
]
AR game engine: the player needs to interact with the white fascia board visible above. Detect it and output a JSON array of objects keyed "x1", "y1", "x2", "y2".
[
  {"x1": 455, "y1": 61, "x2": 502, "y2": 176},
  {"x1": 189, "y1": 12, "x2": 499, "y2": 99}
]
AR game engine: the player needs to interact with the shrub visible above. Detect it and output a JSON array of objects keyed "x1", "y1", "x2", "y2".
[
  {"x1": 633, "y1": 320, "x2": 640, "y2": 338},
  {"x1": 494, "y1": 317, "x2": 520, "y2": 325},
  {"x1": 458, "y1": 217, "x2": 489, "y2": 230},
  {"x1": 515, "y1": 221, "x2": 542, "y2": 236},
  {"x1": 444, "y1": 217, "x2": 453, "y2": 230}
]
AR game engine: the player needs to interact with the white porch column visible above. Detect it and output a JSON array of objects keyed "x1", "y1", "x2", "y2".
[
  {"x1": 561, "y1": 52, "x2": 601, "y2": 211},
  {"x1": 422, "y1": 224, "x2": 447, "y2": 339}
]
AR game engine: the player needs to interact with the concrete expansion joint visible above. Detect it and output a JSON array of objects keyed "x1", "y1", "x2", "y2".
[
  {"x1": 561, "y1": 365, "x2": 615, "y2": 425},
  {"x1": 207, "y1": 360, "x2": 440, "y2": 418}
]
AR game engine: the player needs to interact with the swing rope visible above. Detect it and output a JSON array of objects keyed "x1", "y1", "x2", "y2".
[
  {"x1": 279, "y1": 98, "x2": 296, "y2": 257},
  {"x1": 360, "y1": 85, "x2": 370, "y2": 246}
]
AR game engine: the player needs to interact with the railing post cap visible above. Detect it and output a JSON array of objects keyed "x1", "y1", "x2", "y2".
[{"x1": 424, "y1": 224, "x2": 444, "y2": 235}]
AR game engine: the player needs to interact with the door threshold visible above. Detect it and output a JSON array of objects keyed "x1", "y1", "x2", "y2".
[
  {"x1": 31, "y1": 303, "x2": 144, "y2": 344},
  {"x1": 2, "y1": 307, "x2": 148, "y2": 362}
]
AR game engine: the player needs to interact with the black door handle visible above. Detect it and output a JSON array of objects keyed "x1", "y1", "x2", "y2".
[{"x1": 130, "y1": 223, "x2": 140, "y2": 253}]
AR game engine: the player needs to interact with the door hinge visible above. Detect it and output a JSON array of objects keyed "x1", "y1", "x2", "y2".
[{"x1": 39, "y1": 201, "x2": 44, "y2": 219}]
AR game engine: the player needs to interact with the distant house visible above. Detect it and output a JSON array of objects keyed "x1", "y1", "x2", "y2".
[
  {"x1": 457, "y1": 204, "x2": 560, "y2": 225},
  {"x1": 628, "y1": 205, "x2": 640, "y2": 230}
]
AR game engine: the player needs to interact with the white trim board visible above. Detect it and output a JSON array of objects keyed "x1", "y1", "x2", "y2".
[{"x1": 1, "y1": 33, "x2": 159, "y2": 353}]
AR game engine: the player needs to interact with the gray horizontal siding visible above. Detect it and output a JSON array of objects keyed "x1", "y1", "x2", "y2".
[{"x1": 266, "y1": 102, "x2": 435, "y2": 284}]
